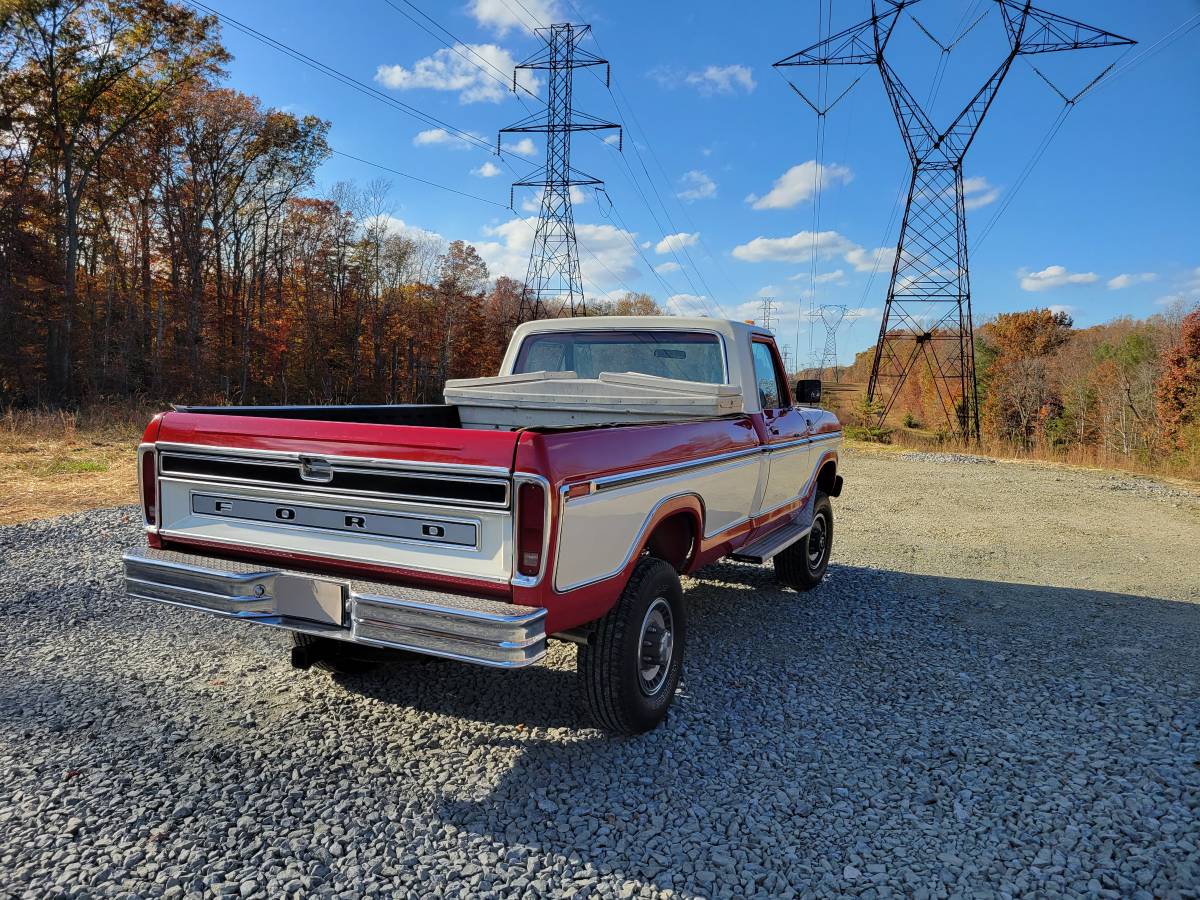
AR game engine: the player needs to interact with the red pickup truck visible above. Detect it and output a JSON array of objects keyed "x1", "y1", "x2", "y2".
[{"x1": 124, "y1": 317, "x2": 843, "y2": 733}]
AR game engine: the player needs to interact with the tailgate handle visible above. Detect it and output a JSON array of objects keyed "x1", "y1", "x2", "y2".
[{"x1": 299, "y1": 456, "x2": 334, "y2": 483}]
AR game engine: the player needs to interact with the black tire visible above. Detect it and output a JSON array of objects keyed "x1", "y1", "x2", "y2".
[
  {"x1": 291, "y1": 632, "x2": 406, "y2": 675},
  {"x1": 578, "y1": 557, "x2": 686, "y2": 735},
  {"x1": 774, "y1": 492, "x2": 833, "y2": 591}
]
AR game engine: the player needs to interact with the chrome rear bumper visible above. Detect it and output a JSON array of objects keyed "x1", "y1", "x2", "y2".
[{"x1": 122, "y1": 547, "x2": 546, "y2": 668}]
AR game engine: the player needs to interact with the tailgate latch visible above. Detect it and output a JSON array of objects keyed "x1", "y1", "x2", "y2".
[{"x1": 299, "y1": 455, "x2": 334, "y2": 483}]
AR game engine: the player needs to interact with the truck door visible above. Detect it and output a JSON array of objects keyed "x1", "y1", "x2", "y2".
[{"x1": 751, "y1": 338, "x2": 811, "y2": 519}]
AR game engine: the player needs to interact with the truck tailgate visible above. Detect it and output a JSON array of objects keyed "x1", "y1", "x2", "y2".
[{"x1": 148, "y1": 412, "x2": 522, "y2": 590}]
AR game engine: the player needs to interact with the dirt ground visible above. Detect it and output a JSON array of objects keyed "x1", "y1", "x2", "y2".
[
  {"x1": 0, "y1": 438, "x2": 137, "y2": 525},
  {"x1": 836, "y1": 448, "x2": 1199, "y2": 602}
]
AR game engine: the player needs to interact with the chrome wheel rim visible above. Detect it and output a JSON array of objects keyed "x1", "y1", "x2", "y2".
[
  {"x1": 638, "y1": 597, "x2": 675, "y2": 697},
  {"x1": 807, "y1": 512, "x2": 828, "y2": 571}
]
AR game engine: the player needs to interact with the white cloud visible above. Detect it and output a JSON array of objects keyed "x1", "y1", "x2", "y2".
[
  {"x1": 472, "y1": 161, "x2": 502, "y2": 178},
  {"x1": 369, "y1": 215, "x2": 445, "y2": 245},
  {"x1": 734, "y1": 230, "x2": 855, "y2": 263},
  {"x1": 687, "y1": 65, "x2": 756, "y2": 95},
  {"x1": 652, "y1": 64, "x2": 756, "y2": 96},
  {"x1": 844, "y1": 245, "x2": 897, "y2": 273},
  {"x1": 665, "y1": 294, "x2": 712, "y2": 316},
  {"x1": 1019, "y1": 265, "x2": 1099, "y2": 292},
  {"x1": 746, "y1": 161, "x2": 853, "y2": 210},
  {"x1": 814, "y1": 269, "x2": 845, "y2": 284},
  {"x1": 467, "y1": 0, "x2": 559, "y2": 35},
  {"x1": 655, "y1": 231, "x2": 700, "y2": 255},
  {"x1": 677, "y1": 170, "x2": 717, "y2": 202},
  {"x1": 732, "y1": 229, "x2": 896, "y2": 276},
  {"x1": 376, "y1": 44, "x2": 538, "y2": 104},
  {"x1": 1107, "y1": 272, "x2": 1157, "y2": 290},
  {"x1": 655, "y1": 261, "x2": 682, "y2": 274},
  {"x1": 412, "y1": 127, "x2": 484, "y2": 149},
  {"x1": 961, "y1": 176, "x2": 1000, "y2": 210},
  {"x1": 502, "y1": 137, "x2": 537, "y2": 157},
  {"x1": 1047, "y1": 304, "x2": 1076, "y2": 316},
  {"x1": 476, "y1": 217, "x2": 640, "y2": 289},
  {"x1": 603, "y1": 133, "x2": 621, "y2": 146},
  {"x1": 1152, "y1": 267, "x2": 1200, "y2": 306},
  {"x1": 519, "y1": 185, "x2": 588, "y2": 212}
]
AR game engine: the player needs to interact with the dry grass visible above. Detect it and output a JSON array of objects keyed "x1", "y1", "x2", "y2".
[
  {"x1": 2, "y1": 400, "x2": 1195, "y2": 527},
  {"x1": 0, "y1": 404, "x2": 159, "y2": 525}
]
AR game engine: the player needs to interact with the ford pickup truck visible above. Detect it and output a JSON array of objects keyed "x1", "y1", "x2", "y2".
[{"x1": 123, "y1": 316, "x2": 843, "y2": 733}]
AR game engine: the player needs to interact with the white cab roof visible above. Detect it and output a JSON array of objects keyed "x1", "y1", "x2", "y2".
[{"x1": 500, "y1": 316, "x2": 781, "y2": 415}]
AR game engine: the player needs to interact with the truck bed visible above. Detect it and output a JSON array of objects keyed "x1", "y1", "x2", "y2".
[{"x1": 174, "y1": 404, "x2": 461, "y2": 428}]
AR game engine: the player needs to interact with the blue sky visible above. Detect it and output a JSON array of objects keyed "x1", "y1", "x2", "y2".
[{"x1": 212, "y1": 0, "x2": 1199, "y2": 366}]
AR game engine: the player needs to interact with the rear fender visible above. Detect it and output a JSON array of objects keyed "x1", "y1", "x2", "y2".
[{"x1": 530, "y1": 492, "x2": 705, "y2": 634}]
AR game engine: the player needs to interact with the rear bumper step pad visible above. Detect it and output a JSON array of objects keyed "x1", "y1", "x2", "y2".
[{"x1": 123, "y1": 547, "x2": 545, "y2": 668}]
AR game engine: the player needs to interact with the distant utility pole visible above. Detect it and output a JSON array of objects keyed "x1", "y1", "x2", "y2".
[
  {"x1": 758, "y1": 297, "x2": 778, "y2": 331},
  {"x1": 500, "y1": 23, "x2": 620, "y2": 322},
  {"x1": 776, "y1": 1, "x2": 1133, "y2": 441}
]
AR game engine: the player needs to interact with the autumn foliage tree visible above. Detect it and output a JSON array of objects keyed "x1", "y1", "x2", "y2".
[{"x1": 1155, "y1": 309, "x2": 1200, "y2": 453}]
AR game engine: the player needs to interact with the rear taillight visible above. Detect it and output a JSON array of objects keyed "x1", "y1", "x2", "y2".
[
  {"x1": 516, "y1": 481, "x2": 546, "y2": 578},
  {"x1": 139, "y1": 447, "x2": 157, "y2": 526}
]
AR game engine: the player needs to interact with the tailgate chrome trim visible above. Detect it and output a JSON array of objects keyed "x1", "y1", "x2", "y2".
[{"x1": 123, "y1": 547, "x2": 545, "y2": 668}]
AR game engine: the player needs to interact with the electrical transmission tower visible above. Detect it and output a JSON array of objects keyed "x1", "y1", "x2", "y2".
[
  {"x1": 500, "y1": 24, "x2": 620, "y2": 321},
  {"x1": 758, "y1": 297, "x2": 778, "y2": 331},
  {"x1": 817, "y1": 304, "x2": 849, "y2": 382},
  {"x1": 776, "y1": 1, "x2": 1133, "y2": 441}
]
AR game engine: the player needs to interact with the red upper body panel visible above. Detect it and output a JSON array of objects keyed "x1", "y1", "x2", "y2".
[{"x1": 154, "y1": 412, "x2": 521, "y2": 470}]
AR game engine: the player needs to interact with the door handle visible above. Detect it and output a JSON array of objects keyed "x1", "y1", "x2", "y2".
[{"x1": 769, "y1": 426, "x2": 781, "y2": 435}]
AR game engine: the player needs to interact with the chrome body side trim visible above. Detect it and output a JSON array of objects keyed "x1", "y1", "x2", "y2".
[
  {"x1": 123, "y1": 547, "x2": 545, "y2": 668},
  {"x1": 154, "y1": 442, "x2": 512, "y2": 479},
  {"x1": 589, "y1": 445, "x2": 762, "y2": 493}
]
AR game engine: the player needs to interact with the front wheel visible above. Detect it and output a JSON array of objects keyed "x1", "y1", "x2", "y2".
[
  {"x1": 774, "y1": 492, "x2": 833, "y2": 590},
  {"x1": 578, "y1": 557, "x2": 686, "y2": 735}
]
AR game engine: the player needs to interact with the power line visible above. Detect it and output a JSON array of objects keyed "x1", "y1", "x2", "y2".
[
  {"x1": 187, "y1": 0, "x2": 517, "y2": 165},
  {"x1": 331, "y1": 149, "x2": 511, "y2": 207},
  {"x1": 777, "y1": 0, "x2": 1135, "y2": 443},
  {"x1": 560, "y1": 1, "x2": 730, "y2": 318}
]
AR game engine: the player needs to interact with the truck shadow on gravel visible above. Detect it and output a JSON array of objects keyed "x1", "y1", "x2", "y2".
[{"x1": 346, "y1": 562, "x2": 1199, "y2": 896}]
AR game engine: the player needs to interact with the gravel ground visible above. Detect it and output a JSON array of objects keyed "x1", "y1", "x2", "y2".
[{"x1": 2, "y1": 450, "x2": 1198, "y2": 898}]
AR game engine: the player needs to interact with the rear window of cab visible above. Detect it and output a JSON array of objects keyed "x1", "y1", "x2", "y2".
[{"x1": 513, "y1": 330, "x2": 727, "y2": 385}]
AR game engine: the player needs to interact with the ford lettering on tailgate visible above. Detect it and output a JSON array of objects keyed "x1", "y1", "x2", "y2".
[{"x1": 191, "y1": 494, "x2": 478, "y2": 547}]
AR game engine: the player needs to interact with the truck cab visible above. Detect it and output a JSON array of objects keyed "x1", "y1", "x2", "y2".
[{"x1": 124, "y1": 317, "x2": 842, "y2": 733}]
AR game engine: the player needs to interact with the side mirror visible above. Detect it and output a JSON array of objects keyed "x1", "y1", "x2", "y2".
[{"x1": 795, "y1": 379, "x2": 822, "y2": 405}]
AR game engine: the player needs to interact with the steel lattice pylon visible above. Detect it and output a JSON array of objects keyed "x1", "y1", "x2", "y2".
[
  {"x1": 776, "y1": 1, "x2": 1133, "y2": 440},
  {"x1": 500, "y1": 24, "x2": 620, "y2": 321},
  {"x1": 818, "y1": 304, "x2": 849, "y2": 382}
]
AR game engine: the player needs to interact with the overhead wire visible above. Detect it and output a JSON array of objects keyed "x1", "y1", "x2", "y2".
[
  {"x1": 556, "y1": 0, "x2": 732, "y2": 317},
  {"x1": 331, "y1": 149, "x2": 510, "y2": 207},
  {"x1": 379, "y1": 0, "x2": 702, "y2": 308},
  {"x1": 186, "y1": 0, "x2": 521, "y2": 169},
  {"x1": 971, "y1": 10, "x2": 1198, "y2": 251}
]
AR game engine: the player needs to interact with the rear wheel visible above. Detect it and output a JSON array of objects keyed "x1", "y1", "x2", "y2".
[
  {"x1": 774, "y1": 493, "x2": 833, "y2": 591},
  {"x1": 578, "y1": 557, "x2": 686, "y2": 735}
]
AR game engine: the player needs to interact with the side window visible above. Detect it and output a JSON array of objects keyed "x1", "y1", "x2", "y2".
[{"x1": 751, "y1": 341, "x2": 788, "y2": 410}]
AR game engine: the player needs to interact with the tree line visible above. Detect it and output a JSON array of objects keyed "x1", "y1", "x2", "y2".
[
  {"x1": 3, "y1": 1, "x2": 1196, "y2": 475},
  {"x1": 0, "y1": 0, "x2": 661, "y2": 408},
  {"x1": 836, "y1": 305, "x2": 1200, "y2": 475}
]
